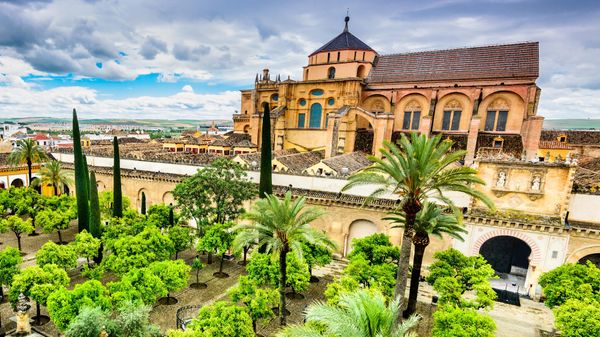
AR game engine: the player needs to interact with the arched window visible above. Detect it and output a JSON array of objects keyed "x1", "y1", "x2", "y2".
[
  {"x1": 297, "y1": 113, "x2": 306, "y2": 128},
  {"x1": 327, "y1": 53, "x2": 330, "y2": 63},
  {"x1": 309, "y1": 103, "x2": 322, "y2": 129},
  {"x1": 485, "y1": 98, "x2": 510, "y2": 131},
  {"x1": 402, "y1": 100, "x2": 421, "y2": 130},
  {"x1": 328, "y1": 67, "x2": 336, "y2": 79},
  {"x1": 357, "y1": 65, "x2": 366, "y2": 78},
  {"x1": 337, "y1": 52, "x2": 340, "y2": 62},
  {"x1": 442, "y1": 99, "x2": 462, "y2": 131}
]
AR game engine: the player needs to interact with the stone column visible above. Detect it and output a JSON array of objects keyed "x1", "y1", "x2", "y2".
[
  {"x1": 372, "y1": 118, "x2": 389, "y2": 157},
  {"x1": 465, "y1": 116, "x2": 481, "y2": 165},
  {"x1": 324, "y1": 113, "x2": 339, "y2": 158}
]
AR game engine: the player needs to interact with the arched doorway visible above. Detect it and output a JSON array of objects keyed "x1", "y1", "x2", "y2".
[
  {"x1": 579, "y1": 254, "x2": 600, "y2": 268},
  {"x1": 480, "y1": 236, "x2": 531, "y2": 275},
  {"x1": 11, "y1": 178, "x2": 24, "y2": 188},
  {"x1": 345, "y1": 219, "x2": 378, "y2": 256},
  {"x1": 63, "y1": 184, "x2": 70, "y2": 196},
  {"x1": 31, "y1": 177, "x2": 41, "y2": 193},
  {"x1": 353, "y1": 115, "x2": 374, "y2": 154},
  {"x1": 0, "y1": 181, "x2": 5, "y2": 189}
]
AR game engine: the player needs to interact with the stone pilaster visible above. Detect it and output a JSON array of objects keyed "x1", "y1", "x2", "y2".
[{"x1": 465, "y1": 116, "x2": 481, "y2": 165}]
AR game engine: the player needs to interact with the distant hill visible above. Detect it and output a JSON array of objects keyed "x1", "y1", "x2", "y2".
[
  {"x1": 0, "y1": 117, "x2": 233, "y2": 129},
  {"x1": 543, "y1": 119, "x2": 600, "y2": 130}
]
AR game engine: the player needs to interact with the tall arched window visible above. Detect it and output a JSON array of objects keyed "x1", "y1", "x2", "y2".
[
  {"x1": 327, "y1": 53, "x2": 330, "y2": 63},
  {"x1": 485, "y1": 98, "x2": 509, "y2": 131},
  {"x1": 309, "y1": 103, "x2": 322, "y2": 129},
  {"x1": 402, "y1": 100, "x2": 421, "y2": 130},
  {"x1": 328, "y1": 67, "x2": 336, "y2": 79},
  {"x1": 442, "y1": 99, "x2": 462, "y2": 131}
]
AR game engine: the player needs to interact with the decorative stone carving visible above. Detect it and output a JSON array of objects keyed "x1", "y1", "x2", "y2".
[
  {"x1": 14, "y1": 293, "x2": 32, "y2": 336},
  {"x1": 444, "y1": 99, "x2": 462, "y2": 110},
  {"x1": 488, "y1": 98, "x2": 510, "y2": 110},
  {"x1": 531, "y1": 176, "x2": 541, "y2": 191},
  {"x1": 496, "y1": 171, "x2": 507, "y2": 188}
]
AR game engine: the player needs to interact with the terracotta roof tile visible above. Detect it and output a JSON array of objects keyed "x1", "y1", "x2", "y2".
[
  {"x1": 368, "y1": 42, "x2": 539, "y2": 83},
  {"x1": 539, "y1": 140, "x2": 573, "y2": 150}
]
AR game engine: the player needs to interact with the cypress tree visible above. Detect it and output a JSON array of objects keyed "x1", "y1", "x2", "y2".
[
  {"x1": 113, "y1": 136, "x2": 123, "y2": 217},
  {"x1": 83, "y1": 155, "x2": 90, "y2": 200},
  {"x1": 72, "y1": 109, "x2": 89, "y2": 232},
  {"x1": 89, "y1": 171, "x2": 101, "y2": 239},
  {"x1": 140, "y1": 192, "x2": 146, "y2": 215},
  {"x1": 168, "y1": 205, "x2": 174, "y2": 226},
  {"x1": 259, "y1": 103, "x2": 272, "y2": 198}
]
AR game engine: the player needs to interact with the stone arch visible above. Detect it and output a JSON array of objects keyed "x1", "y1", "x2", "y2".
[
  {"x1": 0, "y1": 181, "x2": 5, "y2": 189},
  {"x1": 395, "y1": 93, "x2": 428, "y2": 132},
  {"x1": 162, "y1": 191, "x2": 175, "y2": 205},
  {"x1": 471, "y1": 229, "x2": 542, "y2": 267},
  {"x1": 243, "y1": 124, "x2": 250, "y2": 133},
  {"x1": 96, "y1": 180, "x2": 106, "y2": 191},
  {"x1": 344, "y1": 219, "x2": 379, "y2": 256},
  {"x1": 478, "y1": 91, "x2": 525, "y2": 133},
  {"x1": 362, "y1": 95, "x2": 391, "y2": 113},
  {"x1": 434, "y1": 92, "x2": 472, "y2": 131},
  {"x1": 10, "y1": 178, "x2": 24, "y2": 188},
  {"x1": 357, "y1": 65, "x2": 367, "y2": 78},
  {"x1": 566, "y1": 245, "x2": 600, "y2": 264}
]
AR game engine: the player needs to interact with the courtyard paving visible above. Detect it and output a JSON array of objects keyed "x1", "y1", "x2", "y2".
[{"x1": 0, "y1": 226, "x2": 556, "y2": 337}]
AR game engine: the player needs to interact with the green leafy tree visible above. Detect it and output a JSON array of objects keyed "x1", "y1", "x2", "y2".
[
  {"x1": 99, "y1": 191, "x2": 131, "y2": 219},
  {"x1": 277, "y1": 289, "x2": 420, "y2": 337},
  {"x1": 324, "y1": 276, "x2": 360, "y2": 305},
  {"x1": 427, "y1": 248, "x2": 497, "y2": 309},
  {"x1": 385, "y1": 202, "x2": 467, "y2": 315},
  {"x1": 197, "y1": 222, "x2": 234, "y2": 276},
  {"x1": 185, "y1": 301, "x2": 254, "y2": 337},
  {"x1": 47, "y1": 280, "x2": 112, "y2": 331},
  {"x1": 36, "y1": 241, "x2": 78, "y2": 270},
  {"x1": 190, "y1": 257, "x2": 206, "y2": 288},
  {"x1": 229, "y1": 276, "x2": 278, "y2": 333},
  {"x1": 72, "y1": 230, "x2": 101, "y2": 266},
  {"x1": 343, "y1": 133, "x2": 494, "y2": 302},
  {"x1": 10, "y1": 264, "x2": 70, "y2": 324},
  {"x1": 301, "y1": 241, "x2": 333, "y2": 282},
  {"x1": 72, "y1": 109, "x2": 89, "y2": 232},
  {"x1": 348, "y1": 233, "x2": 400, "y2": 265},
  {"x1": 234, "y1": 192, "x2": 336, "y2": 325},
  {"x1": 246, "y1": 252, "x2": 281, "y2": 287},
  {"x1": 172, "y1": 158, "x2": 255, "y2": 233},
  {"x1": 149, "y1": 260, "x2": 191, "y2": 304},
  {"x1": 284, "y1": 253, "x2": 310, "y2": 298},
  {"x1": 104, "y1": 226, "x2": 175, "y2": 275},
  {"x1": 168, "y1": 225, "x2": 192, "y2": 259},
  {"x1": 0, "y1": 246, "x2": 22, "y2": 300},
  {"x1": 2, "y1": 214, "x2": 34, "y2": 251},
  {"x1": 343, "y1": 253, "x2": 397, "y2": 299},
  {"x1": 554, "y1": 298, "x2": 600, "y2": 337},
  {"x1": 64, "y1": 306, "x2": 118, "y2": 337},
  {"x1": 259, "y1": 103, "x2": 272, "y2": 198},
  {"x1": 37, "y1": 208, "x2": 72, "y2": 244},
  {"x1": 39, "y1": 160, "x2": 72, "y2": 196},
  {"x1": 8, "y1": 138, "x2": 48, "y2": 184},
  {"x1": 432, "y1": 305, "x2": 496, "y2": 337},
  {"x1": 538, "y1": 261, "x2": 600, "y2": 308},
  {"x1": 107, "y1": 267, "x2": 167, "y2": 306},
  {"x1": 113, "y1": 136, "x2": 123, "y2": 218},
  {"x1": 147, "y1": 204, "x2": 179, "y2": 229}
]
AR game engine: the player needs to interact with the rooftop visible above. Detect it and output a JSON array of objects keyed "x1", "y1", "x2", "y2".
[
  {"x1": 309, "y1": 16, "x2": 374, "y2": 56},
  {"x1": 368, "y1": 42, "x2": 539, "y2": 83}
]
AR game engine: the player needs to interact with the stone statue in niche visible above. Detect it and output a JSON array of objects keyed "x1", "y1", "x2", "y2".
[
  {"x1": 496, "y1": 171, "x2": 507, "y2": 188},
  {"x1": 531, "y1": 176, "x2": 541, "y2": 191}
]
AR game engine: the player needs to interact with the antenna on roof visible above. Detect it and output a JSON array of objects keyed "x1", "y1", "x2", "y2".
[{"x1": 344, "y1": 10, "x2": 350, "y2": 32}]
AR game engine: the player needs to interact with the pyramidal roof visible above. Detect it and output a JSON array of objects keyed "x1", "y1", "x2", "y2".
[{"x1": 309, "y1": 16, "x2": 374, "y2": 56}]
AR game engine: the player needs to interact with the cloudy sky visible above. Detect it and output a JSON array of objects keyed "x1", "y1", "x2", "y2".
[{"x1": 0, "y1": 0, "x2": 599, "y2": 120}]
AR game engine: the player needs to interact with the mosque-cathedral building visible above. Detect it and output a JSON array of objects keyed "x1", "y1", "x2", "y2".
[
  {"x1": 234, "y1": 16, "x2": 542, "y2": 165},
  {"x1": 42, "y1": 17, "x2": 600, "y2": 300}
]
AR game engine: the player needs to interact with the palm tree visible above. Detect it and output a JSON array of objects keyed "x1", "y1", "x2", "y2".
[
  {"x1": 233, "y1": 191, "x2": 336, "y2": 326},
  {"x1": 343, "y1": 133, "x2": 494, "y2": 306},
  {"x1": 384, "y1": 202, "x2": 468, "y2": 316},
  {"x1": 277, "y1": 289, "x2": 420, "y2": 337},
  {"x1": 8, "y1": 138, "x2": 48, "y2": 185},
  {"x1": 39, "y1": 160, "x2": 72, "y2": 196}
]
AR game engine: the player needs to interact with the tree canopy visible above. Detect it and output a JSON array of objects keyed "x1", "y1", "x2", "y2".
[
  {"x1": 432, "y1": 306, "x2": 496, "y2": 337},
  {"x1": 10, "y1": 264, "x2": 70, "y2": 309},
  {"x1": 173, "y1": 158, "x2": 255, "y2": 230},
  {"x1": 185, "y1": 301, "x2": 254, "y2": 337},
  {"x1": 47, "y1": 280, "x2": 112, "y2": 331},
  {"x1": 36, "y1": 241, "x2": 78, "y2": 270}
]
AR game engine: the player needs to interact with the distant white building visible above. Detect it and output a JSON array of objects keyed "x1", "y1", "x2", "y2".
[{"x1": 0, "y1": 123, "x2": 27, "y2": 140}]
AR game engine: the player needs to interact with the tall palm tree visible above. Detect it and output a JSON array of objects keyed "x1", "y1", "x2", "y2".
[
  {"x1": 8, "y1": 138, "x2": 48, "y2": 185},
  {"x1": 39, "y1": 160, "x2": 72, "y2": 196},
  {"x1": 233, "y1": 191, "x2": 336, "y2": 326},
  {"x1": 343, "y1": 133, "x2": 494, "y2": 306},
  {"x1": 277, "y1": 289, "x2": 420, "y2": 337},
  {"x1": 384, "y1": 202, "x2": 468, "y2": 316}
]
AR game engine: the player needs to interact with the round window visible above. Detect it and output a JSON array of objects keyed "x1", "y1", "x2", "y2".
[
  {"x1": 299, "y1": 99, "x2": 306, "y2": 106},
  {"x1": 328, "y1": 98, "x2": 335, "y2": 106}
]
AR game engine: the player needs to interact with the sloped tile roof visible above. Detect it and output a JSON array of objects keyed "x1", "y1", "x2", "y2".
[
  {"x1": 310, "y1": 18, "x2": 373, "y2": 56},
  {"x1": 368, "y1": 42, "x2": 539, "y2": 83},
  {"x1": 539, "y1": 140, "x2": 573, "y2": 150},
  {"x1": 541, "y1": 130, "x2": 600, "y2": 146},
  {"x1": 276, "y1": 151, "x2": 324, "y2": 174},
  {"x1": 320, "y1": 151, "x2": 372, "y2": 175}
]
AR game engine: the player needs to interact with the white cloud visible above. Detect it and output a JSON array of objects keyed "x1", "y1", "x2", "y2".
[
  {"x1": 181, "y1": 85, "x2": 194, "y2": 93},
  {"x1": 0, "y1": 85, "x2": 240, "y2": 120}
]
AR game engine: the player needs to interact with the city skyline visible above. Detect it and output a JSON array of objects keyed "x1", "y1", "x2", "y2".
[{"x1": 0, "y1": 0, "x2": 599, "y2": 120}]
